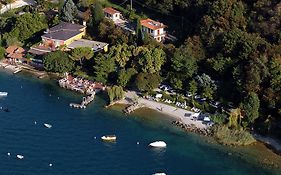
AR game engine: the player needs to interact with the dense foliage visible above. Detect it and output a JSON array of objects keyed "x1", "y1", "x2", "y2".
[
  {"x1": 107, "y1": 85, "x2": 125, "y2": 103},
  {"x1": 3, "y1": 13, "x2": 47, "y2": 45},
  {"x1": 43, "y1": 51, "x2": 75, "y2": 73},
  {"x1": 212, "y1": 125, "x2": 256, "y2": 146},
  {"x1": 0, "y1": 46, "x2": 5, "y2": 60}
]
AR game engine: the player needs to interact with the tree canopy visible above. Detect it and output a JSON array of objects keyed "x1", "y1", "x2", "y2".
[{"x1": 43, "y1": 51, "x2": 75, "y2": 73}]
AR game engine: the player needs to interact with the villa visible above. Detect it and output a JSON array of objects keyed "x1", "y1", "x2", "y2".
[
  {"x1": 42, "y1": 22, "x2": 86, "y2": 48},
  {"x1": 140, "y1": 18, "x2": 166, "y2": 42},
  {"x1": 103, "y1": 7, "x2": 122, "y2": 24},
  {"x1": 103, "y1": 7, "x2": 136, "y2": 34}
]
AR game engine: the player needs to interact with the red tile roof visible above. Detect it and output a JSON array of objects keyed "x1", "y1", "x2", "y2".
[
  {"x1": 6, "y1": 45, "x2": 25, "y2": 54},
  {"x1": 103, "y1": 7, "x2": 121, "y2": 15},
  {"x1": 140, "y1": 18, "x2": 165, "y2": 30},
  {"x1": 7, "y1": 53, "x2": 24, "y2": 59}
]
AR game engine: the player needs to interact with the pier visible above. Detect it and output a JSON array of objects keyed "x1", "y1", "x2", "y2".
[
  {"x1": 70, "y1": 92, "x2": 96, "y2": 109},
  {"x1": 59, "y1": 75, "x2": 105, "y2": 109}
]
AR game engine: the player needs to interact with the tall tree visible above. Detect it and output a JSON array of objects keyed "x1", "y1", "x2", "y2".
[
  {"x1": 109, "y1": 43, "x2": 134, "y2": 68},
  {"x1": 70, "y1": 47, "x2": 94, "y2": 65},
  {"x1": 135, "y1": 73, "x2": 161, "y2": 92},
  {"x1": 242, "y1": 92, "x2": 260, "y2": 126},
  {"x1": 93, "y1": 53, "x2": 116, "y2": 84},
  {"x1": 60, "y1": 0, "x2": 78, "y2": 22},
  {"x1": 0, "y1": 46, "x2": 5, "y2": 60},
  {"x1": 43, "y1": 51, "x2": 75, "y2": 73},
  {"x1": 92, "y1": 1, "x2": 104, "y2": 25},
  {"x1": 134, "y1": 46, "x2": 166, "y2": 74},
  {"x1": 4, "y1": 13, "x2": 47, "y2": 43},
  {"x1": 117, "y1": 68, "x2": 137, "y2": 87}
]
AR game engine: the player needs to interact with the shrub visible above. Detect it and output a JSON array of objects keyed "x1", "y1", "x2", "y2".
[
  {"x1": 212, "y1": 125, "x2": 256, "y2": 146},
  {"x1": 210, "y1": 113, "x2": 227, "y2": 125}
]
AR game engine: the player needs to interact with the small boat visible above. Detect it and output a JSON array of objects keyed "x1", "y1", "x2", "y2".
[
  {"x1": 101, "y1": 135, "x2": 116, "y2": 141},
  {"x1": 153, "y1": 173, "x2": 166, "y2": 175},
  {"x1": 149, "y1": 141, "x2": 167, "y2": 148},
  {"x1": 44, "y1": 123, "x2": 52, "y2": 128},
  {"x1": 16, "y1": 154, "x2": 24, "y2": 159},
  {"x1": 0, "y1": 92, "x2": 8, "y2": 96}
]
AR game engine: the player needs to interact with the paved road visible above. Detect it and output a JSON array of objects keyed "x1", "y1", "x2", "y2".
[{"x1": 0, "y1": 0, "x2": 35, "y2": 14}]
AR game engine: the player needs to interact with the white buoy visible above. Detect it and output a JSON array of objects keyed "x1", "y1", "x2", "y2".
[
  {"x1": 94, "y1": 136, "x2": 97, "y2": 139},
  {"x1": 57, "y1": 97, "x2": 60, "y2": 99},
  {"x1": 7, "y1": 152, "x2": 10, "y2": 156},
  {"x1": 34, "y1": 121, "x2": 37, "y2": 124},
  {"x1": 137, "y1": 142, "x2": 140, "y2": 145},
  {"x1": 49, "y1": 163, "x2": 53, "y2": 167}
]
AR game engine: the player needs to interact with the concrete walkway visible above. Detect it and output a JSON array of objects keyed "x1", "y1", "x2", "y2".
[{"x1": 0, "y1": 0, "x2": 35, "y2": 14}]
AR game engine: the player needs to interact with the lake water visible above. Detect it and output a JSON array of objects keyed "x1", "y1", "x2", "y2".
[{"x1": 0, "y1": 70, "x2": 280, "y2": 175}]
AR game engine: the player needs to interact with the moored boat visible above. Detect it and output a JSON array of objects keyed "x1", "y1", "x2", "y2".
[
  {"x1": 44, "y1": 123, "x2": 52, "y2": 128},
  {"x1": 153, "y1": 173, "x2": 166, "y2": 175},
  {"x1": 101, "y1": 135, "x2": 117, "y2": 141},
  {"x1": 16, "y1": 154, "x2": 24, "y2": 159},
  {"x1": 0, "y1": 92, "x2": 8, "y2": 96},
  {"x1": 149, "y1": 141, "x2": 167, "y2": 148}
]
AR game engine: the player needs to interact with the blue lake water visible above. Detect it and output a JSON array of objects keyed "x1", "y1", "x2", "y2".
[{"x1": 0, "y1": 70, "x2": 280, "y2": 175}]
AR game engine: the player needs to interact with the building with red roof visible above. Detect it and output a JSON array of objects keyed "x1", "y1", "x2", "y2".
[
  {"x1": 103, "y1": 7, "x2": 121, "y2": 22},
  {"x1": 140, "y1": 18, "x2": 166, "y2": 42},
  {"x1": 5, "y1": 45, "x2": 26, "y2": 63}
]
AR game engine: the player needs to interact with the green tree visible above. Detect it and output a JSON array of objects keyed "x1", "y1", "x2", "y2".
[
  {"x1": 92, "y1": 1, "x2": 104, "y2": 24},
  {"x1": 0, "y1": 46, "x2": 5, "y2": 60},
  {"x1": 135, "y1": 73, "x2": 161, "y2": 92},
  {"x1": 196, "y1": 73, "x2": 217, "y2": 100},
  {"x1": 4, "y1": 13, "x2": 47, "y2": 43},
  {"x1": 60, "y1": 0, "x2": 78, "y2": 22},
  {"x1": 134, "y1": 46, "x2": 166, "y2": 74},
  {"x1": 109, "y1": 43, "x2": 135, "y2": 68},
  {"x1": 117, "y1": 68, "x2": 137, "y2": 87},
  {"x1": 171, "y1": 46, "x2": 198, "y2": 80},
  {"x1": 43, "y1": 51, "x2": 75, "y2": 73},
  {"x1": 98, "y1": 19, "x2": 129, "y2": 45},
  {"x1": 70, "y1": 47, "x2": 94, "y2": 65},
  {"x1": 107, "y1": 85, "x2": 124, "y2": 103},
  {"x1": 242, "y1": 92, "x2": 260, "y2": 126},
  {"x1": 188, "y1": 80, "x2": 197, "y2": 97},
  {"x1": 93, "y1": 53, "x2": 116, "y2": 83}
]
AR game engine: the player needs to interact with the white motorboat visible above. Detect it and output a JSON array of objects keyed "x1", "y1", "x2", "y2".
[
  {"x1": 16, "y1": 154, "x2": 24, "y2": 159},
  {"x1": 153, "y1": 173, "x2": 166, "y2": 175},
  {"x1": 101, "y1": 135, "x2": 116, "y2": 141},
  {"x1": 0, "y1": 92, "x2": 8, "y2": 96},
  {"x1": 44, "y1": 123, "x2": 52, "y2": 128},
  {"x1": 149, "y1": 141, "x2": 167, "y2": 148}
]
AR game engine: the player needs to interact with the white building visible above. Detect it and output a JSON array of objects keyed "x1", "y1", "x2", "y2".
[
  {"x1": 103, "y1": 7, "x2": 121, "y2": 22},
  {"x1": 140, "y1": 18, "x2": 166, "y2": 42}
]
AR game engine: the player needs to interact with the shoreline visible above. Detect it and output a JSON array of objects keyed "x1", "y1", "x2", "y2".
[
  {"x1": 2, "y1": 64, "x2": 281, "y2": 160},
  {"x1": 0, "y1": 60, "x2": 49, "y2": 78},
  {"x1": 115, "y1": 90, "x2": 281, "y2": 156},
  {"x1": 118, "y1": 91, "x2": 209, "y2": 130}
]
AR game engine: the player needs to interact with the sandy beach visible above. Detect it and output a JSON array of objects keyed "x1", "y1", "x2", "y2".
[{"x1": 119, "y1": 91, "x2": 208, "y2": 130}]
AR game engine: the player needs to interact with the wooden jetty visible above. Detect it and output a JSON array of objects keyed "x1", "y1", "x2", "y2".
[
  {"x1": 58, "y1": 75, "x2": 105, "y2": 109},
  {"x1": 70, "y1": 92, "x2": 96, "y2": 109}
]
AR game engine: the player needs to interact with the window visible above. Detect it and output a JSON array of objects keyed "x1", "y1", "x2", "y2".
[{"x1": 157, "y1": 30, "x2": 160, "y2": 35}]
